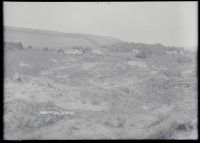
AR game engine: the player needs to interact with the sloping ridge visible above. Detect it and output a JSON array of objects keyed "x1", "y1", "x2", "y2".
[{"x1": 4, "y1": 26, "x2": 123, "y2": 50}]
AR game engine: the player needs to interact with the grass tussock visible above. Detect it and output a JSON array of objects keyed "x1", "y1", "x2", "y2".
[{"x1": 4, "y1": 99, "x2": 67, "y2": 135}]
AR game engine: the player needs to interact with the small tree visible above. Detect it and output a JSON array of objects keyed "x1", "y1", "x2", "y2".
[
  {"x1": 18, "y1": 42, "x2": 23, "y2": 50},
  {"x1": 58, "y1": 49, "x2": 64, "y2": 54},
  {"x1": 28, "y1": 45, "x2": 33, "y2": 49}
]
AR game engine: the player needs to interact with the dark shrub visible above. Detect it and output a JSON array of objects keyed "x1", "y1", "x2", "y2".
[
  {"x1": 18, "y1": 42, "x2": 23, "y2": 50},
  {"x1": 58, "y1": 49, "x2": 65, "y2": 53},
  {"x1": 28, "y1": 45, "x2": 33, "y2": 49},
  {"x1": 135, "y1": 52, "x2": 147, "y2": 59},
  {"x1": 43, "y1": 47, "x2": 48, "y2": 51},
  {"x1": 176, "y1": 122, "x2": 193, "y2": 132},
  {"x1": 177, "y1": 56, "x2": 192, "y2": 63}
]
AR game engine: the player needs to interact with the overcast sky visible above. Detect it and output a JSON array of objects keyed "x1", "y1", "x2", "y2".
[{"x1": 3, "y1": 2, "x2": 198, "y2": 51}]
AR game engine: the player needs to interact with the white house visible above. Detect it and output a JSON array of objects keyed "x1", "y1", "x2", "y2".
[
  {"x1": 166, "y1": 50, "x2": 178, "y2": 56},
  {"x1": 132, "y1": 49, "x2": 140, "y2": 54}
]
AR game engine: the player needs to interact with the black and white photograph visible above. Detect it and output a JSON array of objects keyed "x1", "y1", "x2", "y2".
[{"x1": 3, "y1": 2, "x2": 198, "y2": 140}]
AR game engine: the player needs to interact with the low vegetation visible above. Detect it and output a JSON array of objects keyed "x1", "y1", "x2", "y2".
[{"x1": 4, "y1": 37, "x2": 197, "y2": 139}]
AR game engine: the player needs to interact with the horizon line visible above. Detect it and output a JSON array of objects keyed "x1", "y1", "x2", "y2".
[{"x1": 4, "y1": 25, "x2": 197, "y2": 51}]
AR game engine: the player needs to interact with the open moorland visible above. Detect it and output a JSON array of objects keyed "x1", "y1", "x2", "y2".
[{"x1": 4, "y1": 26, "x2": 197, "y2": 139}]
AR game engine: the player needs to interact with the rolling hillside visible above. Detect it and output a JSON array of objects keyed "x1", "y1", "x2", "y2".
[{"x1": 4, "y1": 26, "x2": 123, "y2": 50}]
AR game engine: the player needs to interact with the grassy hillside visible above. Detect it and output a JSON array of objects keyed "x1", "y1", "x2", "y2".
[{"x1": 4, "y1": 26, "x2": 123, "y2": 50}]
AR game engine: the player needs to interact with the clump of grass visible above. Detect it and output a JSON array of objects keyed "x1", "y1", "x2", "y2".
[
  {"x1": 4, "y1": 99, "x2": 66, "y2": 134},
  {"x1": 103, "y1": 117, "x2": 126, "y2": 128},
  {"x1": 147, "y1": 124, "x2": 174, "y2": 139},
  {"x1": 175, "y1": 122, "x2": 193, "y2": 132},
  {"x1": 147, "y1": 115, "x2": 166, "y2": 128},
  {"x1": 147, "y1": 120, "x2": 195, "y2": 139},
  {"x1": 70, "y1": 125, "x2": 80, "y2": 130},
  {"x1": 104, "y1": 120, "x2": 112, "y2": 128}
]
